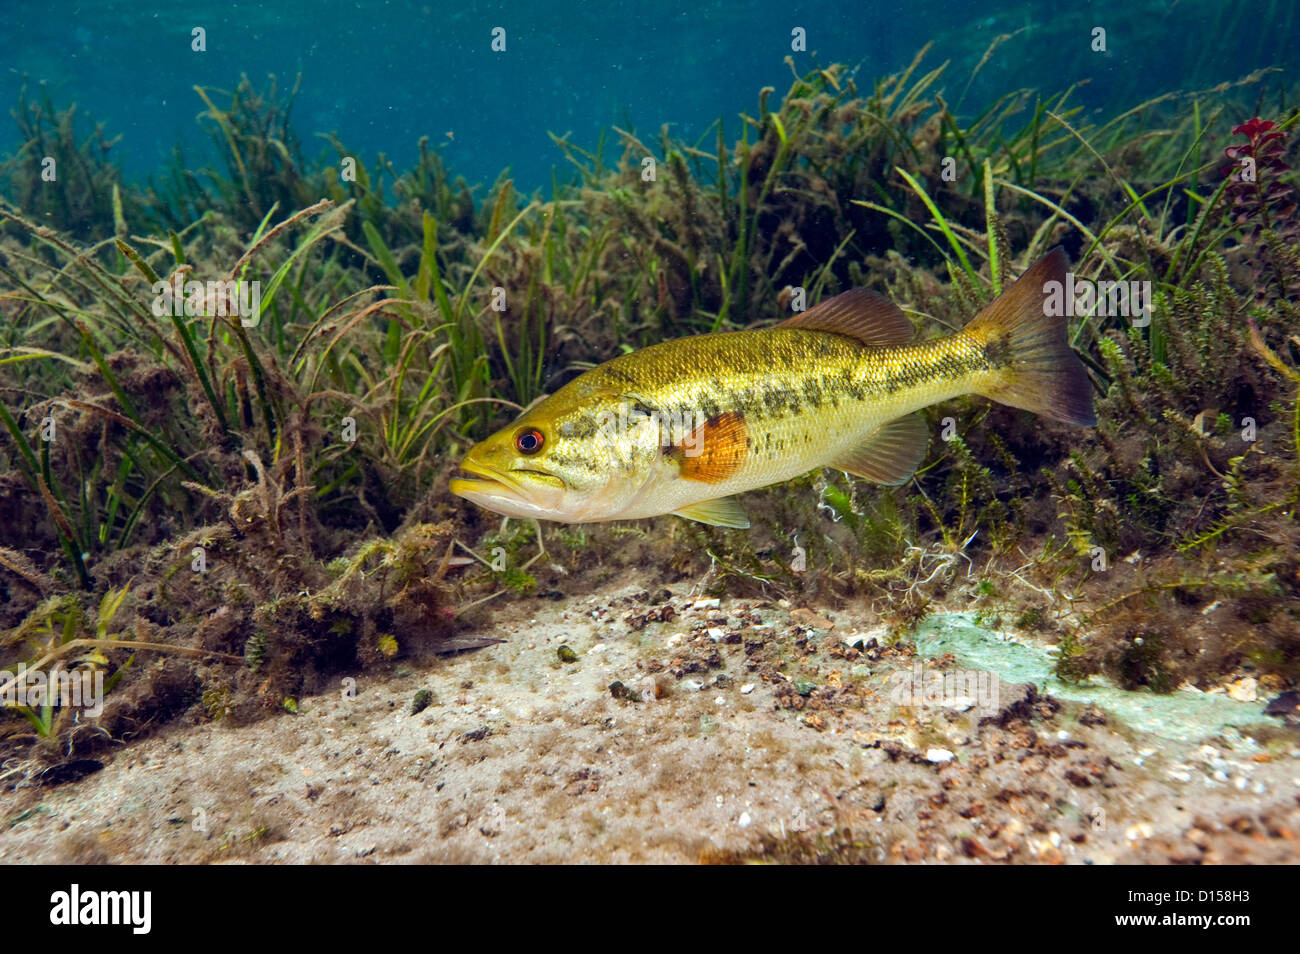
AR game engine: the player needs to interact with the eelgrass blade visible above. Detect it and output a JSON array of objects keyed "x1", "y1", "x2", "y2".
[{"x1": 894, "y1": 166, "x2": 981, "y2": 291}]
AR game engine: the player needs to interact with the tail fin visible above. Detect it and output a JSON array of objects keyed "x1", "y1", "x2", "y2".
[{"x1": 965, "y1": 247, "x2": 1096, "y2": 427}]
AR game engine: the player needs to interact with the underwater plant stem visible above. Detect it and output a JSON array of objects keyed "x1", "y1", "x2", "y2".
[
  {"x1": 983, "y1": 159, "x2": 1001, "y2": 296},
  {"x1": 0, "y1": 639, "x2": 244, "y2": 699},
  {"x1": 895, "y1": 167, "x2": 980, "y2": 290}
]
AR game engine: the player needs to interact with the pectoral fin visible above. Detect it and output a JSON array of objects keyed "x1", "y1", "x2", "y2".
[
  {"x1": 673, "y1": 496, "x2": 751, "y2": 529},
  {"x1": 831, "y1": 414, "x2": 929, "y2": 485},
  {"x1": 666, "y1": 411, "x2": 749, "y2": 484}
]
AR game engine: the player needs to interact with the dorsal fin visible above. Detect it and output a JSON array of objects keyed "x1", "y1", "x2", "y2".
[{"x1": 778, "y1": 288, "x2": 915, "y2": 347}]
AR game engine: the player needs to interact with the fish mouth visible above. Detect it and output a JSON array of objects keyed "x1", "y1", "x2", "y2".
[
  {"x1": 449, "y1": 460, "x2": 565, "y2": 500},
  {"x1": 448, "y1": 459, "x2": 512, "y2": 497}
]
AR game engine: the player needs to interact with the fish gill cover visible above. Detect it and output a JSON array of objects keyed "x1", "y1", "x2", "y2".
[{"x1": 0, "y1": 0, "x2": 1297, "y2": 865}]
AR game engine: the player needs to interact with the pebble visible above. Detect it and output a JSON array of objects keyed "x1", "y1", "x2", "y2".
[
  {"x1": 789, "y1": 607, "x2": 834, "y2": 629},
  {"x1": 740, "y1": 684, "x2": 755, "y2": 695},
  {"x1": 1227, "y1": 677, "x2": 1258, "y2": 702},
  {"x1": 737, "y1": 812, "x2": 752, "y2": 828},
  {"x1": 681, "y1": 679, "x2": 703, "y2": 692},
  {"x1": 693, "y1": 599, "x2": 721, "y2": 611},
  {"x1": 707, "y1": 627, "x2": 726, "y2": 642},
  {"x1": 666, "y1": 633, "x2": 686, "y2": 648},
  {"x1": 926, "y1": 748, "x2": 955, "y2": 763},
  {"x1": 588, "y1": 643, "x2": 606, "y2": 654}
]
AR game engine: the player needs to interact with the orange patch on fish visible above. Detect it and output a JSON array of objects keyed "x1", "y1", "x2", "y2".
[{"x1": 669, "y1": 411, "x2": 749, "y2": 484}]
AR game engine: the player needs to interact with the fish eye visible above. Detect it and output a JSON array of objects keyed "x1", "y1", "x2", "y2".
[{"x1": 515, "y1": 427, "x2": 545, "y2": 454}]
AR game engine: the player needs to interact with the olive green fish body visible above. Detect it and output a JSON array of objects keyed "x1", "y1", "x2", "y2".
[
  {"x1": 451, "y1": 249, "x2": 1094, "y2": 528},
  {"x1": 569, "y1": 329, "x2": 981, "y2": 515}
]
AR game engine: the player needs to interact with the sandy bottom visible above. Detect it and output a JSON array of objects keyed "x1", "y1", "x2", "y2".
[{"x1": 2, "y1": 583, "x2": 1298, "y2": 864}]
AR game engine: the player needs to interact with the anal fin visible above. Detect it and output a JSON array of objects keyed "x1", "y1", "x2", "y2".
[
  {"x1": 831, "y1": 413, "x2": 929, "y2": 485},
  {"x1": 673, "y1": 496, "x2": 750, "y2": 529}
]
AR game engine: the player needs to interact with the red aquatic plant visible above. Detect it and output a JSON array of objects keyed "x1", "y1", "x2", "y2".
[
  {"x1": 1224, "y1": 119, "x2": 1295, "y2": 236},
  {"x1": 1223, "y1": 117, "x2": 1298, "y2": 299}
]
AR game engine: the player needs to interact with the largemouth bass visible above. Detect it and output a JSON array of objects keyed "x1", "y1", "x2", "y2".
[{"x1": 450, "y1": 248, "x2": 1094, "y2": 528}]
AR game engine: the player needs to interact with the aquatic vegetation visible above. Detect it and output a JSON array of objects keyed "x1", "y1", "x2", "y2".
[
  {"x1": 0, "y1": 585, "x2": 125, "y2": 742},
  {"x1": 181, "y1": 75, "x2": 316, "y2": 233},
  {"x1": 1223, "y1": 117, "x2": 1300, "y2": 304},
  {"x1": 0, "y1": 201, "x2": 483, "y2": 759},
  {"x1": 1, "y1": 43, "x2": 1298, "y2": 770},
  {"x1": 0, "y1": 85, "x2": 142, "y2": 241}
]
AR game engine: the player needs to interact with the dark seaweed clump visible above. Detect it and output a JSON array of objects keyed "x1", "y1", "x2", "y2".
[{"x1": 0, "y1": 47, "x2": 1298, "y2": 774}]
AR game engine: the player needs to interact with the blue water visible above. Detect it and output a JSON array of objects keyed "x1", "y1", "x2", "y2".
[{"x1": 1, "y1": 0, "x2": 1296, "y2": 196}]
